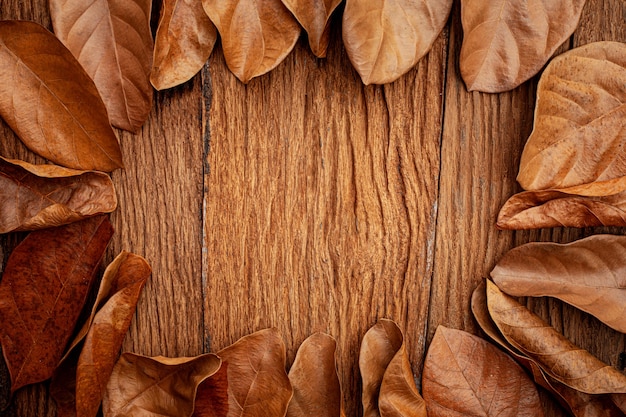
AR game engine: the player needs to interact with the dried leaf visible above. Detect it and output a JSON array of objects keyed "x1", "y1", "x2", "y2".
[
  {"x1": 194, "y1": 328, "x2": 293, "y2": 417},
  {"x1": 152, "y1": 0, "x2": 217, "y2": 90},
  {"x1": 50, "y1": 0, "x2": 154, "y2": 132},
  {"x1": 359, "y1": 319, "x2": 403, "y2": 417},
  {"x1": 0, "y1": 157, "x2": 116, "y2": 234},
  {"x1": 286, "y1": 333, "x2": 343, "y2": 417},
  {"x1": 192, "y1": 364, "x2": 229, "y2": 417},
  {"x1": 0, "y1": 21, "x2": 122, "y2": 171},
  {"x1": 104, "y1": 353, "x2": 220, "y2": 416},
  {"x1": 280, "y1": 0, "x2": 341, "y2": 58},
  {"x1": 0, "y1": 216, "x2": 113, "y2": 394},
  {"x1": 460, "y1": 0, "x2": 586, "y2": 92},
  {"x1": 613, "y1": 393, "x2": 626, "y2": 412},
  {"x1": 517, "y1": 41, "x2": 626, "y2": 190},
  {"x1": 491, "y1": 235, "x2": 626, "y2": 333},
  {"x1": 486, "y1": 280, "x2": 626, "y2": 394},
  {"x1": 422, "y1": 326, "x2": 543, "y2": 417},
  {"x1": 342, "y1": 0, "x2": 453, "y2": 84},
  {"x1": 202, "y1": 0, "x2": 301, "y2": 83}
]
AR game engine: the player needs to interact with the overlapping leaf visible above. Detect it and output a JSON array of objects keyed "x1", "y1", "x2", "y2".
[
  {"x1": 342, "y1": 0, "x2": 453, "y2": 85},
  {"x1": 460, "y1": 0, "x2": 586, "y2": 92},
  {"x1": 0, "y1": 21, "x2": 122, "y2": 171},
  {"x1": 50, "y1": 0, "x2": 154, "y2": 132},
  {"x1": 0, "y1": 216, "x2": 113, "y2": 394},
  {"x1": 152, "y1": 0, "x2": 218, "y2": 90},
  {"x1": 0, "y1": 157, "x2": 117, "y2": 234},
  {"x1": 422, "y1": 326, "x2": 543, "y2": 417},
  {"x1": 280, "y1": 0, "x2": 342, "y2": 58},
  {"x1": 202, "y1": 0, "x2": 301, "y2": 83}
]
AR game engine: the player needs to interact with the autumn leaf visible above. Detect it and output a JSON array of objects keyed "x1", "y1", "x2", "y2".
[
  {"x1": 422, "y1": 326, "x2": 544, "y2": 417},
  {"x1": 202, "y1": 0, "x2": 301, "y2": 83},
  {"x1": 0, "y1": 21, "x2": 122, "y2": 171},
  {"x1": 103, "y1": 353, "x2": 221, "y2": 416},
  {"x1": 342, "y1": 0, "x2": 453, "y2": 85},
  {"x1": 613, "y1": 393, "x2": 626, "y2": 413},
  {"x1": 49, "y1": 0, "x2": 154, "y2": 132},
  {"x1": 0, "y1": 216, "x2": 113, "y2": 394},
  {"x1": 460, "y1": 0, "x2": 586, "y2": 92},
  {"x1": 280, "y1": 0, "x2": 342, "y2": 58},
  {"x1": 286, "y1": 332, "x2": 344, "y2": 417},
  {"x1": 0, "y1": 157, "x2": 117, "y2": 234},
  {"x1": 152, "y1": 0, "x2": 218, "y2": 90},
  {"x1": 194, "y1": 328, "x2": 293, "y2": 417}
]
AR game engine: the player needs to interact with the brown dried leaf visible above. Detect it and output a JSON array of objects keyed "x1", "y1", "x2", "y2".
[
  {"x1": 0, "y1": 21, "x2": 122, "y2": 171},
  {"x1": 0, "y1": 216, "x2": 113, "y2": 394},
  {"x1": 194, "y1": 328, "x2": 293, "y2": 417},
  {"x1": 491, "y1": 235, "x2": 626, "y2": 333},
  {"x1": 50, "y1": 0, "x2": 153, "y2": 132},
  {"x1": 359, "y1": 319, "x2": 403, "y2": 417},
  {"x1": 613, "y1": 393, "x2": 626, "y2": 412},
  {"x1": 286, "y1": 333, "x2": 343, "y2": 417},
  {"x1": 422, "y1": 326, "x2": 543, "y2": 417},
  {"x1": 0, "y1": 157, "x2": 116, "y2": 234},
  {"x1": 202, "y1": 0, "x2": 301, "y2": 83},
  {"x1": 486, "y1": 280, "x2": 626, "y2": 394},
  {"x1": 152, "y1": 0, "x2": 217, "y2": 90},
  {"x1": 517, "y1": 41, "x2": 626, "y2": 190},
  {"x1": 460, "y1": 0, "x2": 586, "y2": 92},
  {"x1": 103, "y1": 353, "x2": 221, "y2": 416},
  {"x1": 280, "y1": 0, "x2": 341, "y2": 58},
  {"x1": 342, "y1": 0, "x2": 452, "y2": 85}
]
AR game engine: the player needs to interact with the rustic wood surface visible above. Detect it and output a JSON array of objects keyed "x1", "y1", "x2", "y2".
[{"x1": 0, "y1": 0, "x2": 625, "y2": 416}]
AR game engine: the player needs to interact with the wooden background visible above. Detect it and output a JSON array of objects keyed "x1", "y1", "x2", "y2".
[{"x1": 1, "y1": 0, "x2": 625, "y2": 415}]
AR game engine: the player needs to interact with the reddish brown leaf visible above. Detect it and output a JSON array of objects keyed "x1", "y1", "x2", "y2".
[
  {"x1": 202, "y1": 0, "x2": 301, "y2": 83},
  {"x1": 0, "y1": 216, "x2": 113, "y2": 394},
  {"x1": 152, "y1": 0, "x2": 218, "y2": 90},
  {"x1": 280, "y1": 0, "x2": 341, "y2": 58},
  {"x1": 50, "y1": 0, "x2": 153, "y2": 132},
  {"x1": 613, "y1": 393, "x2": 626, "y2": 412},
  {"x1": 422, "y1": 326, "x2": 543, "y2": 417},
  {"x1": 0, "y1": 157, "x2": 117, "y2": 234},
  {"x1": 342, "y1": 0, "x2": 453, "y2": 84},
  {"x1": 103, "y1": 353, "x2": 221, "y2": 416},
  {"x1": 0, "y1": 21, "x2": 122, "y2": 171},
  {"x1": 286, "y1": 333, "x2": 344, "y2": 417},
  {"x1": 193, "y1": 364, "x2": 230, "y2": 417}
]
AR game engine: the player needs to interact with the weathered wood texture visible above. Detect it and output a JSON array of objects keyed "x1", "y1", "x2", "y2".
[{"x1": 0, "y1": 0, "x2": 625, "y2": 416}]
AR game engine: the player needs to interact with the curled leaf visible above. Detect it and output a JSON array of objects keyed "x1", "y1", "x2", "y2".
[
  {"x1": 342, "y1": 0, "x2": 453, "y2": 84},
  {"x1": 460, "y1": 0, "x2": 586, "y2": 92},
  {"x1": 422, "y1": 326, "x2": 543, "y2": 417},
  {"x1": 0, "y1": 157, "x2": 117, "y2": 234},
  {"x1": 202, "y1": 0, "x2": 301, "y2": 83},
  {"x1": 0, "y1": 21, "x2": 122, "y2": 171},
  {"x1": 280, "y1": 0, "x2": 342, "y2": 58},
  {"x1": 50, "y1": 0, "x2": 154, "y2": 132},
  {"x1": 152, "y1": 0, "x2": 218, "y2": 90}
]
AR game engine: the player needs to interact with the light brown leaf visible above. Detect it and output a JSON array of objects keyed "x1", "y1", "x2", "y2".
[
  {"x1": 280, "y1": 0, "x2": 341, "y2": 58},
  {"x1": 517, "y1": 41, "x2": 626, "y2": 190},
  {"x1": 486, "y1": 280, "x2": 626, "y2": 394},
  {"x1": 342, "y1": 0, "x2": 452, "y2": 84},
  {"x1": 103, "y1": 353, "x2": 221, "y2": 417},
  {"x1": 422, "y1": 326, "x2": 543, "y2": 417},
  {"x1": 491, "y1": 235, "x2": 626, "y2": 333},
  {"x1": 460, "y1": 0, "x2": 586, "y2": 92},
  {"x1": 194, "y1": 328, "x2": 293, "y2": 417},
  {"x1": 152, "y1": 0, "x2": 218, "y2": 90},
  {"x1": 0, "y1": 157, "x2": 116, "y2": 234},
  {"x1": 359, "y1": 319, "x2": 403, "y2": 417},
  {"x1": 287, "y1": 333, "x2": 343, "y2": 417},
  {"x1": 202, "y1": 0, "x2": 301, "y2": 83},
  {"x1": 50, "y1": 0, "x2": 154, "y2": 132},
  {"x1": 0, "y1": 21, "x2": 122, "y2": 171}
]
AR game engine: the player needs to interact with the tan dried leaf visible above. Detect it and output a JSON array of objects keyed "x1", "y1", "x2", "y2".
[
  {"x1": 342, "y1": 0, "x2": 452, "y2": 84},
  {"x1": 152, "y1": 0, "x2": 218, "y2": 90},
  {"x1": 460, "y1": 0, "x2": 586, "y2": 92},
  {"x1": 202, "y1": 0, "x2": 301, "y2": 83},
  {"x1": 280, "y1": 0, "x2": 341, "y2": 58},
  {"x1": 50, "y1": 0, "x2": 154, "y2": 132}
]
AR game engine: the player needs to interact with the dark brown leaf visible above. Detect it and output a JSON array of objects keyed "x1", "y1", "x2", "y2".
[{"x1": 280, "y1": 0, "x2": 342, "y2": 58}]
